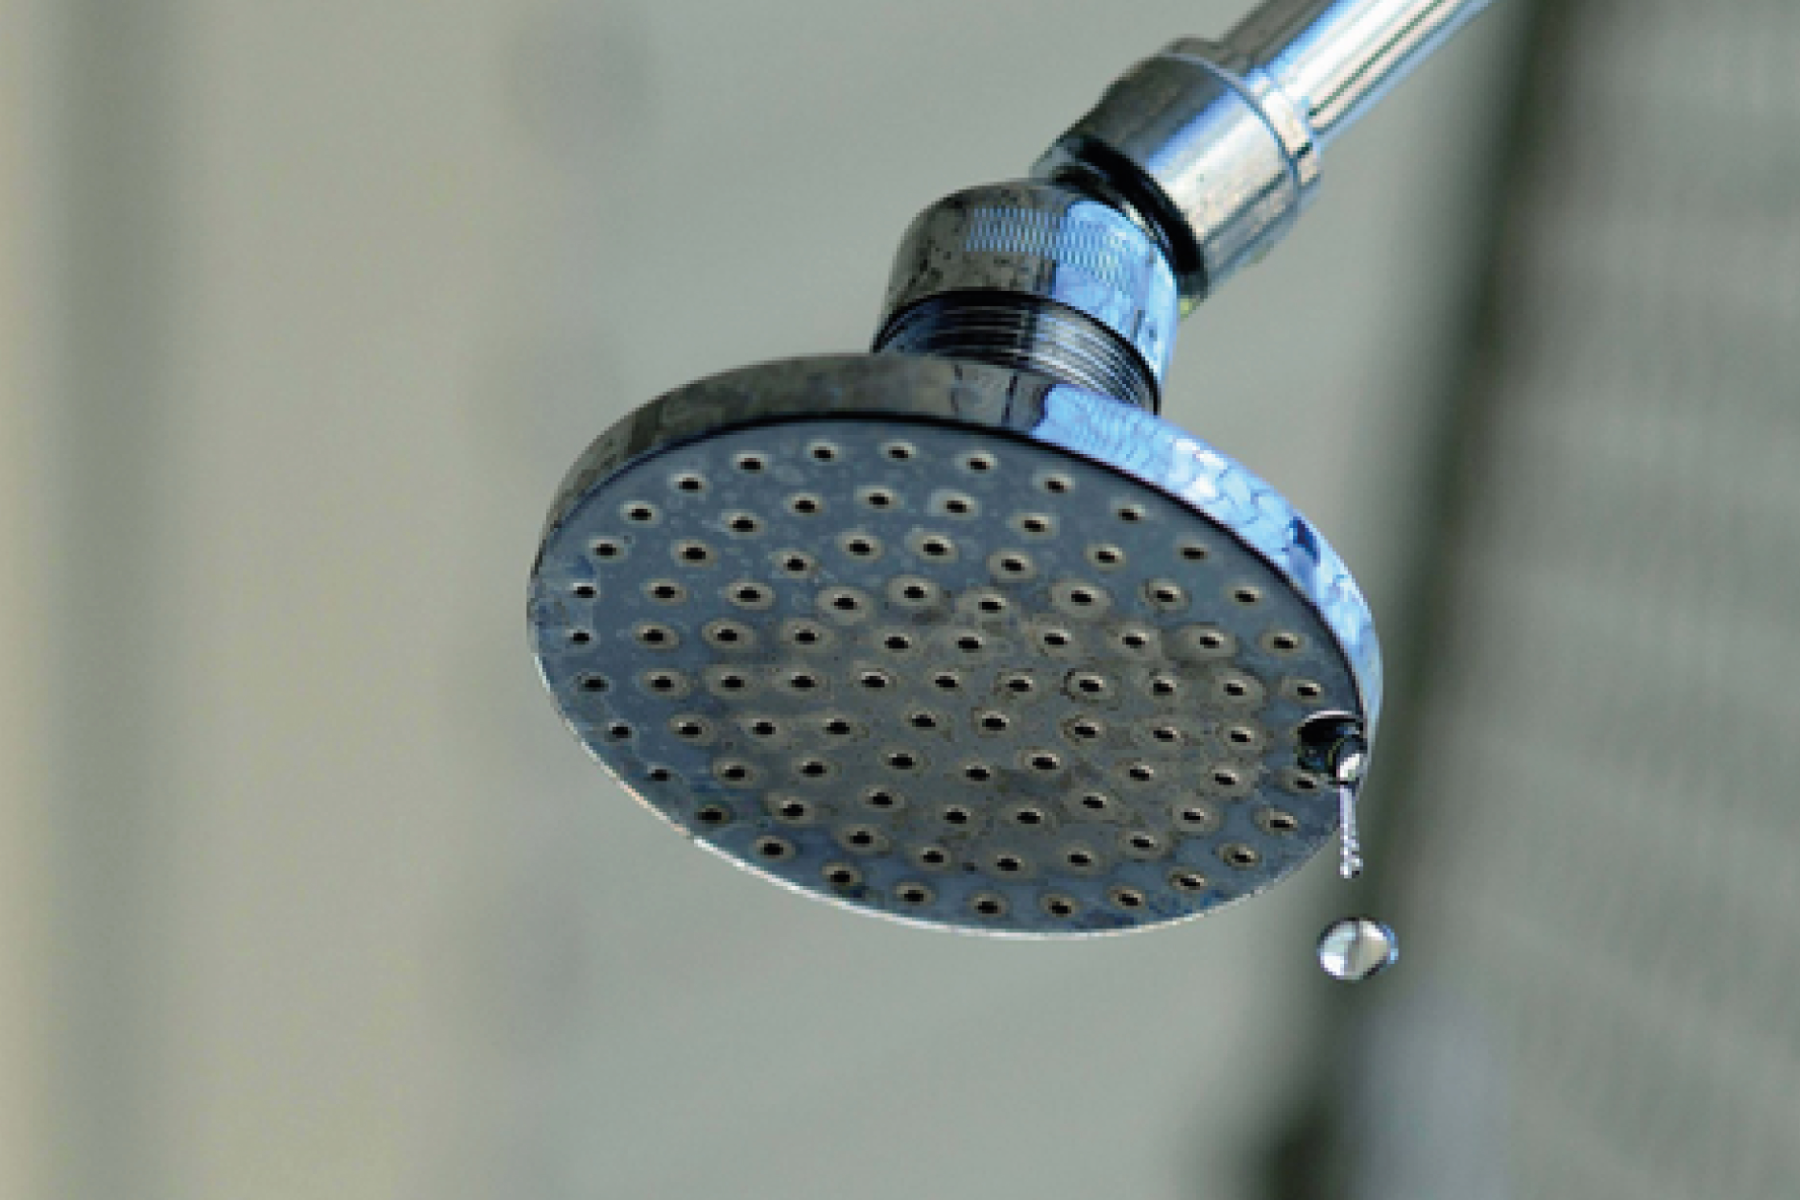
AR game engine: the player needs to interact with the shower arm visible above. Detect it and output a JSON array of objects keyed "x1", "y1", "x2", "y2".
[
  {"x1": 1223, "y1": 0, "x2": 1495, "y2": 150},
  {"x1": 1023, "y1": 0, "x2": 1496, "y2": 305}
]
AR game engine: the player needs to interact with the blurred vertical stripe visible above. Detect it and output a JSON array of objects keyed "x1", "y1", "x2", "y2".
[{"x1": 1303, "y1": 2, "x2": 1800, "y2": 1196}]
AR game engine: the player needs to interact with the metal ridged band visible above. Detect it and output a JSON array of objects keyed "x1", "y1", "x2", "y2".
[
  {"x1": 964, "y1": 206, "x2": 1144, "y2": 295},
  {"x1": 875, "y1": 292, "x2": 1158, "y2": 413},
  {"x1": 877, "y1": 180, "x2": 1180, "y2": 391}
]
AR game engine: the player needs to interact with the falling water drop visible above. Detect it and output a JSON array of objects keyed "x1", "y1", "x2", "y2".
[{"x1": 1316, "y1": 916, "x2": 1398, "y2": 982}]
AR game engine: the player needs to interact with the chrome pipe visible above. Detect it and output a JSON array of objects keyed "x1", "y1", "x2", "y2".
[
  {"x1": 1224, "y1": 0, "x2": 1496, "y2": 148},
  {"x1": 1036, "y1": 0, "x2": 1497, "y2": 300}
]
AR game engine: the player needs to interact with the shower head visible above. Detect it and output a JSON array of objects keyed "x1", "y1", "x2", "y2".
[
  {"x1": 529, "y1": 0, "x2": 1489, "y2": 936},
  {"x1": 530, "y1": 354, "x2": 1377, "y2": 934}
]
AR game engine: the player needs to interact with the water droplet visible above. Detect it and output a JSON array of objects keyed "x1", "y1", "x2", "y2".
[{"x1": 1317, "y1": 917, "x2": 1398, "y2": 982}]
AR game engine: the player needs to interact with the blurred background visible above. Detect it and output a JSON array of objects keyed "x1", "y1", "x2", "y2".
[{"x1": 4, "y1": 0, "x2": 1798, "y2": 1197}]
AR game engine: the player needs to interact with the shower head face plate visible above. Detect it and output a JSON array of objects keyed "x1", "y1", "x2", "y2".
[{"x1": 530, "y1": 355, "x2": 1379, "y2": 936}]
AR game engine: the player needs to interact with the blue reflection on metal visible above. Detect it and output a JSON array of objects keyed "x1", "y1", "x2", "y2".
[{"x1": 1031, "y1": 385, "x2": 1382, "y2": 729}]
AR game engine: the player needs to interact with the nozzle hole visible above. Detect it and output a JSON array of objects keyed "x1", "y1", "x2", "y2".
[{"x1": 1222, "y1": 844, "x2": 1261, "y2": 869}]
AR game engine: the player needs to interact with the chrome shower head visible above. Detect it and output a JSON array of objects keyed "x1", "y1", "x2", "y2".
[
  {"x1": 530, "y1": 354, "x2": 1378, "y2": 935},
  {"x1": 530, "y1": 0, "x2": 1490, "y2": 937}
]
